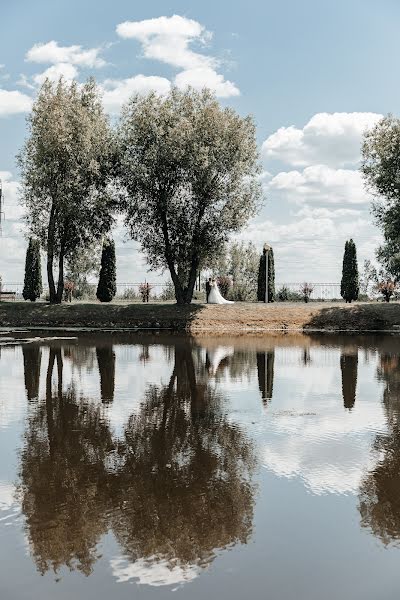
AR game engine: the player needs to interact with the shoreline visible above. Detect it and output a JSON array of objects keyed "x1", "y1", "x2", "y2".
[{"x1": 1, "y1": 301, "x2": 400, "y2": 333}]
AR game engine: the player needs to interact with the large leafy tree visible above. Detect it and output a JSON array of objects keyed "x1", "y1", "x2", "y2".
[
  {"x1": 118, "y1": 88, "x2": 261, "y2": 305},
  {"x1": 340, "y1": 239, "x2": 359, "y2": 303},
  {"x1": 18, "y1": 78, "x2": 116, "y2": 304},
  {"x1": 361, "y1": 115, "x2": 400, "y2": 279}
]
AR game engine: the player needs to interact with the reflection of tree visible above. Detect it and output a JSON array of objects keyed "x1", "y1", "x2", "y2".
[
  {"x1": 358, "y1": 353, "x2": 400, "y2": 545},
  {"x1": 113, "y1": 340, "x2": 256, "y2": 569},
  {"x1": 19, "y1": 339, "x2": 256, "y2": 579},
  {"x1": 22, "y1": 344, "x2": 42, "y2": 401},
  {"x1": 256, "y1": 351, "x2": 274, "y2": 403},
  {"x1": 340, "y1": 352, "x2": 358, "y2": 410},
  {"x1": 96, "y1": 345, "x2": 115, "y2": 403},
  {"x1": 20, "y1": 348, "x2": 114, "y2": 576}
]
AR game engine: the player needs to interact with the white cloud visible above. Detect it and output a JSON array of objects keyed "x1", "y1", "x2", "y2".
[
  {"x1": 0, "y1": 88, "x2": 32, "y2": 116},
  {"x1": 175, "y1": 67, "x2": 239, "y2": 97},
  {"x1": 116, "y1": 15, "x2": 239, "y2": 98},
  {"x1": 102, "y1": 75, "x2": 171, "y2": 114},
  {"x1": 116, "y1": 15, "x2": 212, "y2": 70},
  {"x1": 0, "y1": 172, "x2": 23, "y2": 220},
  {"x1": 26, "y1": 40, "x2": 106, "y2": 68},
  {"x1": 33, "y1": 62, "x2": 78, "y2": 86},
  {"x1": 268, "y1": 164, "x2": 371, "y2": 205},
  {"x1": 263, "y1": 112, "x2": 382, "y2": 167}
]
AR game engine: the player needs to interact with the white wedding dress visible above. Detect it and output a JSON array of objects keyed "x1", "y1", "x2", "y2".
[{"x1": 208, "y1": 282, "x2": 234, "y2": 304}]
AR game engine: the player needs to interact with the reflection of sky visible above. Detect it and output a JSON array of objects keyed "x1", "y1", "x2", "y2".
[
  {"x1": 216, "y1": 346, "x2": 386, "y2": 496},
  {"x1": 111, "y1": 556, "x2": 200, "y2": 588}
]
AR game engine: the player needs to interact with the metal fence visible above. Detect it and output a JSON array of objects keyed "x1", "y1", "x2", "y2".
[{"x1": 1, "y1": 281, "x2": 343, "y2": 301}]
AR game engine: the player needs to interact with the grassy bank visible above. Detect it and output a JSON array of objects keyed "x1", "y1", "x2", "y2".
[{"x1": 1, "y1": 300, "x2": 400, "y2": 332}]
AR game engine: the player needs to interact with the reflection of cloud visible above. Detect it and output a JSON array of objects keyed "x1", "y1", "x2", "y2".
[
  {"x1": 0, "y1": 482, "x2": 15, "y2": 511},
  {"x1": 261, "y1": 351, "x2": 386, "y2": 495},
  {"x1": 111, "y1": 556, "x2": 200, "y2": 587}
]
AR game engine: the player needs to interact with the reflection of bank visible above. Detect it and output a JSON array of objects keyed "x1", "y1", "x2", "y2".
[
  {"x1": 257, "y1": 351, "x2": 275, "y2": 404},
  {"x1": 19, "y1": 337, "x2": 256, "y2": 585}
]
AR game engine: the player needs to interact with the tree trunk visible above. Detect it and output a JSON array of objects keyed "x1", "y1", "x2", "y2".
[
  {"x1": 55, "y1": 251, "x2": 65, "y2": 304},
  {"x1": 182, "y1": 257, "x2": 200, "y2": 304},
  {"x1": 47, "y1": 203, "x2": 57, "y2": 304}
]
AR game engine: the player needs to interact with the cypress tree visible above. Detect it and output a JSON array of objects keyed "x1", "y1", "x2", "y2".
[
  {"x1": 268, "y1": 248, "x2": 275, "y2": 302},
  {"x1": 341, "y1": 239, "x2": 359, "y2": 303},
  {"x1": 22, "y1": 238, "x2": 42, "y2": 301},
  {"x1": 96, "y1": 238, "x2": 116, "y2": 302},
  {"x1": 257, "y1": 245, "x2": 275, "y2": 302}
]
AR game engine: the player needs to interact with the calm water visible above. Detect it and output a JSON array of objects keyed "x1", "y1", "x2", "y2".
[{"x1": 1, "y1": 331, "x2": 400, "y2": 599}]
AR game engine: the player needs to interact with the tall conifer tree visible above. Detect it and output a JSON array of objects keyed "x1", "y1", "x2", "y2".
[
  {"x1": 23, "y1": 238, "x2": 42, "y2": 302},
  {"x1": 96, "y1": 238, "x2": 116, "y2": 303},
  {"x1": 341, "y1": 239, "x2": 359, "y2": 303}
]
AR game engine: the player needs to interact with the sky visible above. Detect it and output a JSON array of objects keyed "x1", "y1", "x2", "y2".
[{"x1": 1, "y1": 0, "x2": 400, "y2": 287}]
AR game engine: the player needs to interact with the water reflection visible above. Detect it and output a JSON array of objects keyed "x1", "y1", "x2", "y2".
[
  {"x1": 359, "y1": 352, "x2": 400, "y2": 546},
  {"x1": 340, "y1": 350, "x2": 358, "y2": 410},
  {"x1": 22, "y1": 345, "x2": 42, "y2": 402},
  {"x1": 19, "y1": 338, "x2": 256, "y2": 582},
  {"x1": 7, "y1": 331, "x2": 400, "y2": 595},
  {"x1": 256, "y1": 351, "x2": 274, "y2": 404}
]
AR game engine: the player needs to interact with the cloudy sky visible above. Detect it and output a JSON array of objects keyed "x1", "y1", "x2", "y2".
[{"x1": 1, "y1": 0, "x2": 399, "y2": 286}]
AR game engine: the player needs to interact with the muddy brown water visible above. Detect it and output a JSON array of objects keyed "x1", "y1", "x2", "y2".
[{"x1": 1, "y1": 331, "x2": 399, "y2": 599}]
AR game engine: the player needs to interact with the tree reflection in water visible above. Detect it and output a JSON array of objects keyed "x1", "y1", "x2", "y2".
[
  {"x1": 340, "y1": 351, "x2": 358, "y2": 410},
  {"x1": 359, "y1": 352, "x2": 400, "y2": 546},
  {"x1": 22, "y1": 345, "x2": 42, "y2": 402},
  {"x1": 19, "y1": 339, "x2": 256, "y2": 581}
]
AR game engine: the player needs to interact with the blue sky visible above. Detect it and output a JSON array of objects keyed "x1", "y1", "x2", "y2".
[{"x1": 0, "y1": 0, "x2": 398, "y2": 286}]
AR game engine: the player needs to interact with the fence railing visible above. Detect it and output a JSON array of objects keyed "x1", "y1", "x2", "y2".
[{"x1": 0, "y1": 281, "x2": 343, "y2": 301}]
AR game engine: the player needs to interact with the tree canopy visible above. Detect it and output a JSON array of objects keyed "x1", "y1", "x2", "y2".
[
  {"x1": 18, "y1": 78, "x2": 116, "y2": 303},
  {"x1": 118, "y1": 87, "x2": 261, "y2": 304},
  {"x1": 361, "y1": 115, "x2": 400, "y2": 279}
]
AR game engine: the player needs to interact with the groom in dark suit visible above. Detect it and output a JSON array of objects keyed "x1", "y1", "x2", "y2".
[{"x1": 206, "y1": 278, "x2": 212, "y2": 303}]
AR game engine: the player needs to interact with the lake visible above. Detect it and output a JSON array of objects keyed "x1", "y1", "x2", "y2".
[{"x1": 0, "y1": 331, "x2": 399, "y2": 599}]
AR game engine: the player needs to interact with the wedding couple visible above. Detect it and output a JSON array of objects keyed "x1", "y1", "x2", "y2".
[{"x1": 206, "y1": 278, "x2": 234, "y2": 305}]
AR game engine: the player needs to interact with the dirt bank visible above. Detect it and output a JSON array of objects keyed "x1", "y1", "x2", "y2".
[{"x1": 1, "y1": 301, "x2": 400, "y2": 332}]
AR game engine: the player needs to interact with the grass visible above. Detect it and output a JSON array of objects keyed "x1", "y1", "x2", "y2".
[{"x1": 1, "y1": 300, "x2": 400, "y2": 332}]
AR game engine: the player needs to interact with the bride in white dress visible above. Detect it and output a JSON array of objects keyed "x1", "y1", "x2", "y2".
[{"x1": 208, "y1": 279, "x2": 234, "y2": 304}]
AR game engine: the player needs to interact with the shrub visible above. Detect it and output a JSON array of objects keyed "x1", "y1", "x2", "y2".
[
  {"x1": 277, "y1": 285, "x2": 289, "y2": 301},
  {"x1": 216, "y1": 275, "x2": 232, "y2": 298},
  {"x1": 96, "y1": 238, "x2": 116, "y2": 303},
  {"x1": 160, "y1": 280, "x2": 175, "y2": 301},
  {"x1": 139, "y1": 282, "x2": 152, "y2": 302},
  {"x1": 377, "y1": 279, "x2": 396, "y2": 302},
  {"x1": 299, "y1": 282, "x2": 314, "y2": 303},
  {"x1": 121, "y1": 287, "x2": 139, "y2": 301},
  {"x1": 23, "y1": 238, "x2": 42, "y2": 302}
]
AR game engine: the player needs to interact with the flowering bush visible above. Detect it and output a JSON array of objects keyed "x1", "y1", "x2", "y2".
[
  {"x1": 139, "y1": 282, "x2": 153, "y2": 302},
  {"x1": 216, "y1": 275, "x2": 232, "y2": 298},
  {"x1": 377, "y1": 279, "x2": 396, "y2": 302},
  {"x1": 299, "y1": 282, "x2": 314, "y2": 303}
]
